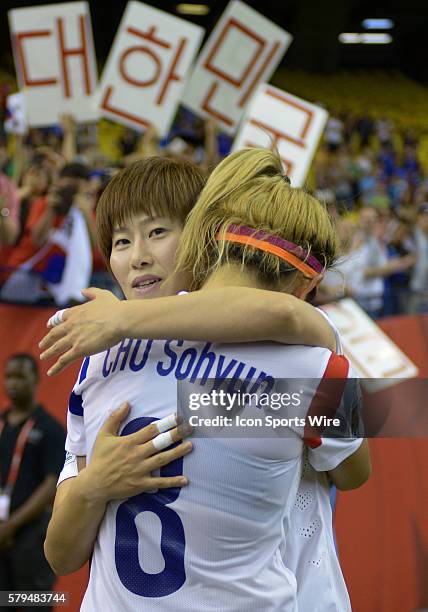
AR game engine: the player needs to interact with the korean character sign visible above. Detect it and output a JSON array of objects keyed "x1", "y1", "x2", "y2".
[
  {"x1": 8, "y1": 2, "x2": 98, "y2": 127},
  {"x1": 233, "y1": 84, "x2": 328, "y2": 187},
  {"x1": 182, "y1": 0, "x2": 292, "y2": 135},
  {"x1": 97, "y1": 1, "x2": 204, "y2": 136}
]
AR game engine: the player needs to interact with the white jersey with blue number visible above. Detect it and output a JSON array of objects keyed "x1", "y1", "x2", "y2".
[{"x1": 64, "y1": 336, "x2": 359, "y2": 612}]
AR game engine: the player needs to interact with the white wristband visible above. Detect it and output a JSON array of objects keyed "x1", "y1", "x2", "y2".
[
  {"x1": 155, "y1": 413, "x2": 177, "y2": 434},
  {"x1": 152, "y1": 431, "x2": 174, "y2": 450}
]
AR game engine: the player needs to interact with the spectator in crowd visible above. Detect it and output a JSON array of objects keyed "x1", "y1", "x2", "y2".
[
  {"x1": 332, "y1": 147, "x2": 357, "y2": 209},
  {"x1": 1, "y1": 87, "x2": 428, "y2": 316},
  {"x1": 376, "y1": 115, "x2": 393, "y2": 147},
  {"x1": 15, "y1": 163, "x2": 54, "y2": 241},
  {"x1": 340, "y1": 206, "x2": 414, "y2": 317},
  {"x1": 340, "y1": 111, "x2": 356, "y2": 145},
  {"x1": 377, "y1": 142, "x2": 396, "y2": 181},
  {"x1": 355, "y1": 146, "x2": 375, "y2": 177},
  {"x1": 382, "y1": 215, "x2": 415, "y2": 316},
  {"x1": 0, "y1": 353, "x2": 65, "y2": 610},
  {"x1": 118, "y1": 127, "x2": 138, "y2": 158},
  {"x1": 356, "y1": 112, "x2": 375, "y2": 147},
  {"x1": 0, "y1": 162, "x2": 94, "y2": 305},
  {"x1": 409, "y1": 203, "x2": 428, "y2": 313},
  {"x1": 318, "y1": 217, "x2": 362, "y2": 302},
  {"x1": 401, "y1": 144, "x2": 420, "y2": 186},
  {"x1": 58, "y1": 162, "x2": 97, "y2": 247},
  {"x1": 325, "y1": 115, "x2": 344, "y2": 153},
  {"x1": 0, "y1": 172, "x2": 20, "y2": 246}
]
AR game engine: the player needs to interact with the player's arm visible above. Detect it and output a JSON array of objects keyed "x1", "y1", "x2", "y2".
[
  {"x1": 309, "y1": 437, "x2": 371, "y2": 492},
  {"x1": 44, "y1": 405, "x2": 192, "y2": 575},
  {"x1": 40, "y1": 287, "x2": 336, "y2": 376},
  {"x1": 44, "y1": 456, "x2": 98, "y2": 575},
  {"x1": 118, "y1": 288, "x2": 335, "y2": 348},
  {"x1": 327, "y1": 439, "x2": 371, "y2": 490}
]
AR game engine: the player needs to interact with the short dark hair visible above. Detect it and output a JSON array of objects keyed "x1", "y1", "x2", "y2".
[
  {"x1": 7, "y1": 353, "x2": 39, "y2": 378},
  {"x1": 59, "y1": 162, "x2": 90, "y2": 181},
  {"x1": 96, "y1": 156, "x2": 206, "y2": 265}
]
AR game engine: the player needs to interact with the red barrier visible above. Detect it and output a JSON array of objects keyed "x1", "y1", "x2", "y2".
[
  {"x1": 0, "y1": 304, "x2": 87, "y2": 612},
  {"x1": 1, "y1": 304, "x2": 427, "y2": 612},
  {"x1": 335, "y1": 314, "x2": 428, "y2": 612}
]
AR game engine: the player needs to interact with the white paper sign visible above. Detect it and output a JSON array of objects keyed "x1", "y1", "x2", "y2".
[
  {"x1": 182, "y1": 0, "x2": 292, "y2": 135},
  {"x1": 97, "y1": 1, "x2": 204, "y2": 136},
  {"x1": 322, "y1": 299, "x2": 419, "y2": 392},
  {"x1": 232, "y1": 84, "x2": 328, "y2": 187},
  {"x1": 8, "y1": 2, "x2": 98, "y2": 127},
  {"x1": 5, "y1": 92, "x2": 28, "y2": 135}
]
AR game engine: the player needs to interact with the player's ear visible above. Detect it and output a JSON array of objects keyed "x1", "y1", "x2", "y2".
[{"x1": 292, "y1": 274, "x2": 324, "y2": 300}]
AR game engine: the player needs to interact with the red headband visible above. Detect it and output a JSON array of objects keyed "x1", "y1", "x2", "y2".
[{"x1": 216, "y1": 224, "x2": 324, "y2": 279}]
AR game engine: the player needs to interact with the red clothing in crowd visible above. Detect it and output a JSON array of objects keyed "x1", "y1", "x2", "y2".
[{"x1": 3, "y1": 196, "x2": 65, "y2": 270}]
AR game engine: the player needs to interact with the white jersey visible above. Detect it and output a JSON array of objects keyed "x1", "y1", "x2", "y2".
[
  {"x1": 61, "y1": 335, "x2": 360, "y2": 612},
  {"x1": 284, "y1": 308, "x2": 357, "y2": 612}
]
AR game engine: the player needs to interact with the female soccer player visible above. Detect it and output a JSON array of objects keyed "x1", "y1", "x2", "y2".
[
  {"x1": 44, "y1": 149, "x2": 369, "y2": 611},
  {"x1": 39, "y1": 156, "x2": 338, "y2": 373}
]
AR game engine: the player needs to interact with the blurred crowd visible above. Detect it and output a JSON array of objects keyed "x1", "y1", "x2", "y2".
[
  {"x1": 1, "y1": 96, "x2": 428, "y2": 318},
  {"x1": 315, "y1": 111, "x2": 428, "y2": 317}
]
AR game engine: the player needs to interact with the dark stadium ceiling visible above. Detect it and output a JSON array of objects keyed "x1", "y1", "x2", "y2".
[{"x1": 1, "y1": 0, "x2": 428, "y2": 82}]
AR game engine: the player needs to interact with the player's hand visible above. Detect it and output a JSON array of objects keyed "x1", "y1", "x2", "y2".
[
  {"x1": 39, "y1": 288, "x2": 124, "y2": 376},
  {"x1": 80, "y1": 403, "x2": 193, "y2": 502}
]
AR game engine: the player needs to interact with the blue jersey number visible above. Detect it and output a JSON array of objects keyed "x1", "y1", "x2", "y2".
[{"x1": 115, "y1": 417, "x2": 186, "y2": 597}]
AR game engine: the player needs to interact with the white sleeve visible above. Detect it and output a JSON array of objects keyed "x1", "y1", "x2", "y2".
[
  {"x1": 65, "y1": 390, "x2": 87, "y2": 455},
  {"x1": 57, "y1": 451, "x2": 79, "y2": 486},
  {"x1": 64, "y1": 359, "x2": 90, "y2": 456},
  {"x1": 308, "y1": 437, "x2": 363, "y2": 472}
]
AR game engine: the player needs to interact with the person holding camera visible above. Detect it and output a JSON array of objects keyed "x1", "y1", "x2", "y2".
[
  {"x1": 30, "y1": 163, "x2": 92, "y2": 249},
  {"x1": 0, "y1": 163, "x2": 94, "y2": 305}
]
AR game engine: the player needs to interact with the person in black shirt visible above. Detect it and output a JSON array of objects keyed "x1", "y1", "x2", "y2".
[{"x1": 0, "y1": 353, "x2": 65, "y2": 611}]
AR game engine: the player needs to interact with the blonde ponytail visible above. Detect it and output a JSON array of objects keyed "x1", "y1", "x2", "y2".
[{"x1": 175, "y1": 147, "x2": 339, "y2": 291}]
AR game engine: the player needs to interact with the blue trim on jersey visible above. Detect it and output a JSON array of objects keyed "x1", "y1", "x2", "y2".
[
  {"x1": 79, "y1": 357, "x2": 90, "y2": 384},
  {"x1": 68, "y1": 391, "x2": 84, "y2": 417}
]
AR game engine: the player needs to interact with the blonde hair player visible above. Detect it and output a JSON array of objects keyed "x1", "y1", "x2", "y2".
[
  {"x1": 40, "y1": 156, "x2": 338, "y2": 373},
  {"x1": 43, "y1": 152, "x2": 369, "y2": 611}
]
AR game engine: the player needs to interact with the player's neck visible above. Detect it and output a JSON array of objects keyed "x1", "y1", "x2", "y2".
[{"x1": 201, "y1": 264, "x2": 265, "y2": 291}]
